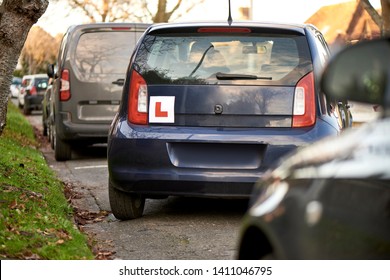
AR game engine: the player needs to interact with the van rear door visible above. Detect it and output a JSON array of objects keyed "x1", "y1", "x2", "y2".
[{"x1": 67, "y1": 25, "x2": 146, "y2": 123}]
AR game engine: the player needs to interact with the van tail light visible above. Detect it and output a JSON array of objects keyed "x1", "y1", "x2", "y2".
[
  {"x1": 29, "y1": 86, "x2": 37, "y2": 95},
  {"x1": 60, "y1": 69, "x2": 71, "y2": 101},
  {"x1": 293, "y1": 72, "x2": 316, "y2": 127},
  {"x1": 128, "y1": 70, "x2": 148, "y2": 125}
]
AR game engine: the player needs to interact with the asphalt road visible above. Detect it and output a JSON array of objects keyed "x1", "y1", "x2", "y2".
[{"x1": 25, "y1": 111, "x2": 249, "y2": 260}]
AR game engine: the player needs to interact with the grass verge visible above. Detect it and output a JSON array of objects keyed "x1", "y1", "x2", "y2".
[{"x1": 0, "y1": 102, "x2": 94, "y2": 259}]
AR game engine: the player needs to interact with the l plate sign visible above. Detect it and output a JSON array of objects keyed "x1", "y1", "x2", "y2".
[{"x1": 149, "y1": 96, "x2": 175, "y2": 123}]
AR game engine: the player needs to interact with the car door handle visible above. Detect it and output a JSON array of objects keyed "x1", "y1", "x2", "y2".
[{"x1": 112, "y1": 79, "x2": 125, "y2": 86}]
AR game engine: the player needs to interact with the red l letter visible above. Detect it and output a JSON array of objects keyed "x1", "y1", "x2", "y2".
[{"x1": 155, "y1": 102, "x2": 168, "y2": 117}]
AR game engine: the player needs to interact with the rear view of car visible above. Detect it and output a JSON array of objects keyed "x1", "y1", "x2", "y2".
[
  {"x1": 9, "y1": 77, "x2": 22, "y2": 98},
  {"x1": 108, "y1": 22, "x2": 344, "y2": 220},
  {"x1": 18, "y1": 74, "x2": 48, "y2": 115},
  {"x1": 48, "y1": 23, "x2": 150, "y2": 161}
]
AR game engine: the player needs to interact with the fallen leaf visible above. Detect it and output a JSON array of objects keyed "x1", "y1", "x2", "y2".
[
  {"x1": 56, "y1": 239, "x2": 65, "y2": 245},
  {"x1": 21, "y1": 251, "x2": 41, "y2": 260},
  {"x1": 9, "y1": 200, "x2": 18, "y2": 209}
]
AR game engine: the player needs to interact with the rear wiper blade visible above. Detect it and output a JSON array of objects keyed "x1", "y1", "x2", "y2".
[{"x1": 216, "y1": 72, "x2": 272, "y2": 80}]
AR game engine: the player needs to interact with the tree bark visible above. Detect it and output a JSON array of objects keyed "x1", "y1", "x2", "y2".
[
  {"x1": 0, "y1": 0, "x2": 48, "y2": 135},
  {"x1": 153, "y1": 0, "x2": 183, "y2": 23},
  {"x1": 359, "y1": 0, "x2": 383, "y2": 28},
  {"x1": 359, "y1": 0, "x2": 390, "y2": 36},
  {"x1": 382, "y1": 0, "x2": 390, "y2": 36}
]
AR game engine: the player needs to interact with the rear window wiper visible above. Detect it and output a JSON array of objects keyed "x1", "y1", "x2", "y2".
[
  {"x1": 189, "y1": 45, "x2": 214, "y2": 78},
  {"x1": 216, "y1": 72, "x2": 272, "y2": 80}
]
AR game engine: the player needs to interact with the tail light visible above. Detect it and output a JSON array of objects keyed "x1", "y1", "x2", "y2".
[
  {"x1": 60, "y1": 69, "x2": 71, "y2": 101},
  {"x1": 128, "y1": 70, "x2": 148, "y2": 125},
  {"x1": 29, "y1": 86, "x2": 37, "y2": 95},
  {"x1": 111, "y1": 27, "x2": 131, "y2": 30},
  {"x1": 293, "y1": 72, "x2": 316, "y2": 127},
  {"x1": 197, "y1": 27, "x2": 251, "y2": 33}
]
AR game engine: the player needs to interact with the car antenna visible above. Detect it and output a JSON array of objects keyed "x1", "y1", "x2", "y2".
[{"x1": 227, "y1": 0, "x2": 233, "y2": 26}]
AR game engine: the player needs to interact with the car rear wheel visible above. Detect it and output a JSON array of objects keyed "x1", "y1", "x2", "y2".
[
  {"x1": 47, "y1": 123, "x2": 51, "y2": 143},
  {"x1": 109, "y1": 179, "x2": 145, "y2": 220},
  {"x1": 23, "y1": 105, "x2": 31, "y2": 115},
  {"x1": 49, "y1": 122, "x2": 54, "y2": 149},
  {"x1": 53, "y1": 123, "x2": 71, "y2": 161},
  {"x1": 42, "y1": 117, "x2": 48, "y2": 136}
]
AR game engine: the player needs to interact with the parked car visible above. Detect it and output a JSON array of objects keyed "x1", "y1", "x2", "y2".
[
  {"x1": 47, "y1": 22, "x2": 150, "y2": 161},
  {"x1": 237, "y1": 38, "x2": 390, "y2": 260},
  {"x1": 9, "y1": 77, "x2": 22, "y2": 98},
  {"x1": 18, "y1": 74, "x2": 48, "y2": 115},
  {"x1": 107, "y1": 21, "x2": 352, "y2": 220},
  {"x1": 335, "y1": 100, "x2": 353, "y2": 128},
  {"x1": 42, "y1": 75, "x2": 53, "y2": 137}
]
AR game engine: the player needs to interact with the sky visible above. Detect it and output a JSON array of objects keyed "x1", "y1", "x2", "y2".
[{"x1": 36, "y1": 0, "x2": 381, "y2": 37}]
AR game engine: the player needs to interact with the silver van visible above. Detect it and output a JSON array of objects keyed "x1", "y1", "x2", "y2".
[{"x1": 47, "y1": 23, "x2": 150, "y2": 161}]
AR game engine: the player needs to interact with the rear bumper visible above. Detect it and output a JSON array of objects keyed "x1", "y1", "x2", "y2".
[
  {"x1": 56, "y1": 112, "x2": 111, "y2": 142},
  {"x1": 108, "y1": 117, "x2": 338, "y2": 197},
  {"x1": 25, "y1": 95, "x2": 43, "y2": 110},
  {"x1": 111, "y1": 178, "x2": 256, "y2": 199}
]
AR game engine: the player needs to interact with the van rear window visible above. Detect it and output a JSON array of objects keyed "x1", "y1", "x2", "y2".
[
  {"x1": 134, "y1": 34, "x2": 312, "y2": 86},
  {"x1": 73, "y1": 32, "x2": 135, "y2": 81}
]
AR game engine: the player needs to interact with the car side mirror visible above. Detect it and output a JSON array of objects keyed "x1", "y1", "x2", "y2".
[
  {"x1": 321, "y1": 38, "x2": 390, "y2": 116},
  {"x1": 47, "y1": 64, "x2": 55, "y2": 78}
]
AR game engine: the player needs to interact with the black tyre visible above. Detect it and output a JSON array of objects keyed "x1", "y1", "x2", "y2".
[
  {"x1": 23, "y1": 105, "x2": 31, "y2": 115},
  {"x1": 49, "y1": 122, "x2": 54, "y2": 150},
  {"x1": 42, "y1": 117, "x2": 48, "y2": 136},
  {"x1": 109, "y1": 179, "x2": 145, "y2": 220},
  {"x1": 49, "y1": 122, "x2": 54, "y2": 149},
  {"x1": 47, "y1": 123, "x2": 51, "y2": 143},
  {"x1": 53, "y1": 124, "x2": 71, "y2": 161}
]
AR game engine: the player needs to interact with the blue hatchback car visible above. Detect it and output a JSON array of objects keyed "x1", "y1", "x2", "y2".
[{"x1": 108, "y1": 22, "x2": 346, "y2": 220}]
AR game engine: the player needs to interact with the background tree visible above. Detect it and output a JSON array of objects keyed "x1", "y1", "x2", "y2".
[
  {"x1": 138, "y1": 0, "x2": 204, "y2": 23},
  {"x1": 20, "y1": 26, "x2": 61, "y2": 75},
  {"x1": 66, "y1": 0, "x2": 137, "y2": 22},
  {"x1": 381, "y1": 0, "x2": 390, "y2": 36},
  {"x1": 0, "y1": 0, "x2": 49, "y2": 135},
  {"x1": 360, "y1": 0, "x2": 390, "y2": 36},
  {"x1": 62, "y1": 0, "x2": 204, "y2": 23}
]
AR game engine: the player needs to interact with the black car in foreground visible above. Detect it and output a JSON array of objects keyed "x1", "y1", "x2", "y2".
[
  {"x1": 237, "y1": 38, "x2": 390, "y2": 259},
  {"x1": 108, "y1": 21, "x2": 350, "y2": 220}
]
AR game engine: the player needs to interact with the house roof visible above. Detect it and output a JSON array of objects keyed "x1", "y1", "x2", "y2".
[{"x1": 305, "y1": 1, "x2": 381, "y2": 45}]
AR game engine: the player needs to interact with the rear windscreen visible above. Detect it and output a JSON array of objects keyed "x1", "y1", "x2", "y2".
[
  {"x1": 134, "y1": 34, "x2": 312, "y2": 86},
  {"x1": 35, "y1": 78, "x2": 48, "y2": 89},
  {"x1": 73, "y1": 31, "x2": 138, "y2": 81}
]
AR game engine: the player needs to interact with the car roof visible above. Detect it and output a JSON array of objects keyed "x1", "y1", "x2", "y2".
[
  {"x1": 66, "y1": 22, "x2": 151, "y2": 34},
  {"x1": 145, "y1": 21, "x2": 315, "y2": 36},
  {"x1": 22, "y1": 74, "x2": 48, "y2": 79}
]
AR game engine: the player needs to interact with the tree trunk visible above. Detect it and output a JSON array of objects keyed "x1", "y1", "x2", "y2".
[
  {"x1": 153, "y1": 0, "x2": 168, "y2": 22},
  {"x1": 382, "y1": 0, "x2": 390, "y2": 36},
  {"x1": 153, "y1": 0, "x2": 183, "y2": 23},
  {"x1": 0, "y1": 0, "x2": 48, "y2": 135},
  {"x1": 359, "y1": 0, "x2": 383, "y2": 28}
]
